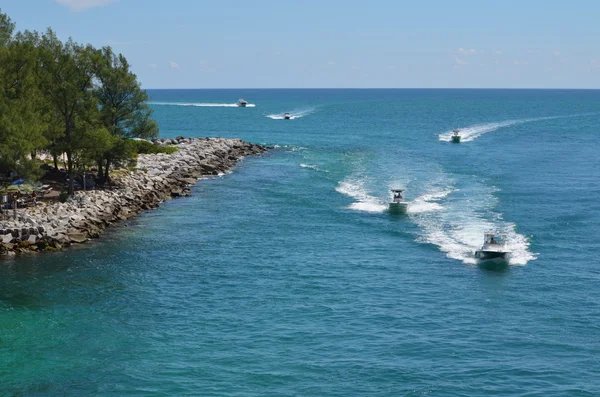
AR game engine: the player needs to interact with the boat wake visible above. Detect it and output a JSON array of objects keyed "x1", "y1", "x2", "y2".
[
  {"x1": 300, "y1": 163, "x2": 329, "y2": 173},
  {"x1": 407, "y1": 190, "x2": 452, "y2": 214},
  {"x1": 438, "y1": 114, "x2": 577, "y2": 142},
  {"x1": 267, "y1": 107, "x2": 316, "y2": 120},
  {"x1": 336, "y1": 179, "x2": 387, "y2": 213},
  {"x1": 335, "y1": 174, "x2": 536, "y2": 265},
  {"x1": 410, "y1": 184, "x2": 535, "y2": 265},
  {"x1": 149, "y1": 102, "x2": 256, "y2": 108}
]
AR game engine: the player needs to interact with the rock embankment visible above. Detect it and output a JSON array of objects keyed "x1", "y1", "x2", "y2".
[{"x1": 0, "y1": 138, "x2": 267, "y2": 257}]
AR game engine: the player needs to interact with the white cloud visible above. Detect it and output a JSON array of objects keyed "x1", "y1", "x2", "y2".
[
  {"x1": 591, "y1": 60, "x2": 600, "y2": 68},
  {"x1": 169, "y1": 61, "x2": 180, "y2": 69},
  {"x1": 327, "y1": 61, "x2": 336, "y2": 65},
  {"x1": 56, "y1": 0, "x2": 116, "y2": 11},
  {"x1": 149, "y1": 64, "x2": 158, "y2": 69},
  {"x1": 351, "y1": 65, "x2": 360, "y2": 70},
  {"x1": 495, "y1": 50, "x2": 503, "y2": 55},
  {"x1": 552, "y1": 51, "x2": 561, "y2": 56},
  {"x1": 387, "y1": 65, "x2": 396, "y2": 70},
  {"x1": 513, "y1": 60, "x2": 528, "y2": 65},
  {"x1": 458, "y1": 48, "x2": 477, "y2": 55},
  {"x1": 455, "y1": 58, "x2": 467, "y2": 65}
]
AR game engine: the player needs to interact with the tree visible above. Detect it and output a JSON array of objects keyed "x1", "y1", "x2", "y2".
[
  {"x1": 0, "y1": 28, "x2": 46, "y2": 180},
  {"x1": 94, "y1": 46, "x2": 158, "y2": 182},
  {"x1": 74, "y1": 126, "x2": 113, "y2": 190},
  {"x1": 0, "y1": 9, "x2": 14, "y2": 47},
  {"x1": 0, "y1": 10, "x2": 158, "y2": 193},
  {"x1": 36, "y1": 29, "x2": 99, "y2": 194}
]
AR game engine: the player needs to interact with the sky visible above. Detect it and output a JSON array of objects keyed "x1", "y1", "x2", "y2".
[{"x1": 2, "y1": 0, "x2": 599, "y2": 89}]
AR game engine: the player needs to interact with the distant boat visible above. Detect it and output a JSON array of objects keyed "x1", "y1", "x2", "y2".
[
  {"x1": 475, "y1": 233, "x2": 511, "y2": 263},
  {"x1": 237, "y1": 98, "x2": 248, "y2": 107},
  {"x1": 451, "y1": 129, "x2": 461, "y2": 143},
  {"x1": 389, "y1": 189, "x2": 408, "y2": 213},
  {"x1": 284, "y1": 112, "x2": 291, "y2": 120}
]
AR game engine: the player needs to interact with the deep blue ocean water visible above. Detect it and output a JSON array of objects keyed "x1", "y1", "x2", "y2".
[{"x1": 1, "y1": 89, "x2": 600, "y2": 396}]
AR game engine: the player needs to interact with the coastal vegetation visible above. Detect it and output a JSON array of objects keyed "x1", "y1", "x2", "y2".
[{"x1": 0, "y1": 9, "x2": 160, "y2": 195}]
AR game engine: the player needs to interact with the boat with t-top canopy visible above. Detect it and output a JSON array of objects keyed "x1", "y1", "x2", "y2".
[
  {"x1": 475, "y1": 233, "x2": 511, "y2": 263},
  {"x1": 389, "y1": 189, "x2": 408, "y2": 213}
]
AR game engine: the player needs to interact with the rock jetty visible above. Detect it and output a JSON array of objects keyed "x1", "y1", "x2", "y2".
[{"x1": 0, "y1": 138, "x2": 267, "y2": 257}]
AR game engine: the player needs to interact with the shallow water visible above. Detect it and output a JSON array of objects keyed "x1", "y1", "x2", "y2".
[{"x1": 2, "y1": 89, "x2": 600, "y2": 395}]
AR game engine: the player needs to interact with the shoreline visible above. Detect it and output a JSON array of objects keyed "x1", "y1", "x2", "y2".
[{"x1": 0, "y1": 137, "x2": 267, "y2": 257}]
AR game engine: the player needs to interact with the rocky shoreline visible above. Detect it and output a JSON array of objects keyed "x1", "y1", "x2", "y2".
[{"x1": 0, "y1": 138, "x2": 267, "y2": 257}]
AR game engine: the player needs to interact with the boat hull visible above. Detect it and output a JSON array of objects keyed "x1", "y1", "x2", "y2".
[
  {"x1": 389, "y1": 202, "x2": 408, "y2": 213},
  {"x1": 475, "y1": 250, "x2": 510, "y2": 262},
  {"x1": 237, "y1": 103, "x2": 247, "y2": 107},
  {"x1": 451, "y1": 135, "x2": 461, "y2": 143}
]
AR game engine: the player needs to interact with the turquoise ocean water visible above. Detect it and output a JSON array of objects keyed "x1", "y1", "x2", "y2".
[{"x1": 1, "y1": 89, "x2": 600, "y2": 395}]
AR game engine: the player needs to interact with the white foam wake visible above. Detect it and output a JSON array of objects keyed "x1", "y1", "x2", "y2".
[
  {"x1": 438, "y1": 115, "x2": 572, "y2": 142},
  {"x1": 410, "y1": 185, "x2": 536, "y2": 265},
  {"x1": 300, "y1": 163, "x2": 328, "y2": 173},
  {"x1": 149, "y1": 102, "x2": 256, "y2": 108},
  {"x1": 336, "y1": 179, "x2": 387, "y2": 213},
  {"x1": 419, "y1": 221, "x2": 535, "y2": 266},
  {"x1": 407, "y1": 189, "x2": 453, "y2": 214},
  {"x1": 334, "y1": 174, "x2": 535, "y2": 265},
  {"x1": 275, "y1": 145, "x2": 307, "y2": 152},
  {"x1": 267, "y1": 107, "x2": 316, "y2": 120}
]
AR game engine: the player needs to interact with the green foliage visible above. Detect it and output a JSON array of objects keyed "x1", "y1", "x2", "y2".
[
  {"x1": 76, "y1": 127, "x2": 113, "y2": 166},
  {"x1": 0, "y1": 8, "x2": 15, "y2": 47},
  {"x1": 94, "y1": 47, "x2": 159, "y2": 140},
  {"x1": 130, "y1": 140, "x2": 178, "y2": 155},
  {"x1": 158, "y1": 146, "x2": 177, "y2": 155},
  {"x1": 0, "y1": 21, "x2": 46, "y2": 180},
  {"x1": 107, "y1": 137, "x2": 136, "y2": 165},
  {"x1": 90, "y1": 46, "x2": 160, "y2": 184},
  {"x1": 0, "y1": 9, "x2": 159, "y2": 195},
  {"x1": 36, "y1": 30, "x2": 99, "y2": 194}
]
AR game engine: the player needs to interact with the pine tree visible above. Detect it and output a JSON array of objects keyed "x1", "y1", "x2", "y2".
[{"x1": 94, "y1": 46, "x2": 158, "y2": 182}]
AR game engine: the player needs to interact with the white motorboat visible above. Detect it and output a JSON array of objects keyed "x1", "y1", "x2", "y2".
[
  {"x1": 284, "y1": 112, "x2": 291, "y2": 120},
  {"x1": 451, "y1": 129, "x2": 461, "y2": 143},
  {"x1": 237, "y1": 98, "x2": 248, "y2": 107},
  {"x1": 389, "y1": 189, "x2": 408, "y2": 213},
  {"x1": 474, "y1": 233, "x2": 511, "y2": 263}
]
